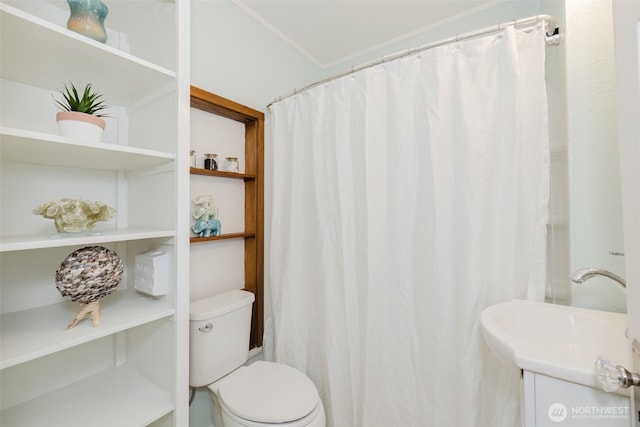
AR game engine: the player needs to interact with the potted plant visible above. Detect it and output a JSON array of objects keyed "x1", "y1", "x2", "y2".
[{"x1": 55, "y1": 82, "x2": 109, "y2": 143}]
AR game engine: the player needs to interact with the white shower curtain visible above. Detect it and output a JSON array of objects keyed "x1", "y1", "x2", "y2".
[{"x1": 267, "y1": 23, "x2": 549, "y2": 427}]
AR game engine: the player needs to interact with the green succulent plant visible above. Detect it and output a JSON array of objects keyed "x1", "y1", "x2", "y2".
[{"x1": 55, "y1": 82, "x2": 109, "y2": 117}]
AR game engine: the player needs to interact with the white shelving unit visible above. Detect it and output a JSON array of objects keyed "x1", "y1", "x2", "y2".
[
  {"x1": 0, "y1": 3, "x2": 176, "y2": 106},
  {"x1": 0, "y1": 229, "x2": 176, "y2": 252},
  {"x1": 0, "y1": 127, "x2": 175, "y2": 171},
  {"x1": 0, "y1": 1, "x2": 189, "y2": 426},
  {"x1": 2, "y1": 364, "x2": 174, "y2": 427},
  {"x1": 1, "y1": 289, "x2": 174, "y2": 369}
]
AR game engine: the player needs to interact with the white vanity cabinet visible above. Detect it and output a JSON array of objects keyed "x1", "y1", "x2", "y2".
[
  {"x1": 521, "y1": 371, "x2": 631, "y2": 427},
  {"x1": 0, "y1": 1, "x2": 189, "y2": 426}
]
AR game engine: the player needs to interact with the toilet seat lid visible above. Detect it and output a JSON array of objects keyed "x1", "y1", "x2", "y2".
[{"x1": 218, "y1": 361, "x2": 319, "y2": 423}]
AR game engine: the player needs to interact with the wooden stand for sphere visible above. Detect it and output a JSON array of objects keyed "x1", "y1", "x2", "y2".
[{"x1": 66, "y1": 300, "x2": 102, "y2": 329}]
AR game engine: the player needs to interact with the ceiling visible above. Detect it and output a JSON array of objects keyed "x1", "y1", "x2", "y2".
[{"x1": 233, "y1": 0, "x2": 503, "y2": 68}]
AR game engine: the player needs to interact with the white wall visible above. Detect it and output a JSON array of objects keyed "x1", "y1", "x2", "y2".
[
  {"x1": 189, "y1": 2, "x2": 326, "y2": 424},
  {"x1": 326, "y1": 0, "x2": 543, "y2": 75},
  {"x1": 191, "y1": 0, "x2": 561, "y2": 111},
  {"x1": 611, "y1": 0, "x2": 640, "y2": 374},
  {"x1": 191, "y1": 0, "x2": 326, "y2": 111},
  {"x1": 189, "y1": 109, "x2": 247, "y2": 303},
  {"x1": 565, "y1": 0, "x2": 625, "y2": 313}
]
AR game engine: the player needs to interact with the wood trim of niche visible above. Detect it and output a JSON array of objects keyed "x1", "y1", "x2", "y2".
[{"x1": 190, "y1": 85, "x2": 264, "y2": 349}]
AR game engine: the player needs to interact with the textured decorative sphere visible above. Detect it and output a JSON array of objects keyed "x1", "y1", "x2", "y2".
[{"x1": 55, "y1": 246, "x2": 123, "y2": 303}]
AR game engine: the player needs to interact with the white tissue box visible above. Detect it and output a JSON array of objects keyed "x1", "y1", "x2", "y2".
[{"x1": 134, "y1": 249, "x2": 169, "y2": 296}]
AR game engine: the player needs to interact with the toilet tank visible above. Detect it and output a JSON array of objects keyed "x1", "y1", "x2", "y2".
[{"x1": 189, "y1": 289, "x2": 255, "y2": 387}]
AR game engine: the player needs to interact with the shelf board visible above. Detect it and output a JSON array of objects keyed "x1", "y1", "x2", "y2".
[
  {"x1": 0, "y1": 364, "x2": 174, "y2": 426},
  {"x1": 190, "y1": 232, "x2": 256, "y2": 244},
  {"x1": 0, "y1": 290, "x2": 174, "y2": 369},
  {"x1": 0, "y1": 228, "x2": 175, "y2": 252},
  {"x1": 190, "y1": 167, "x2": 255, "y2": 181},
  {"x1": 1, "y1": 127, "x2": 175, "y2": 170},
  {"x1": 0, "y1": 4, "x2": 176, "y2": 106}
]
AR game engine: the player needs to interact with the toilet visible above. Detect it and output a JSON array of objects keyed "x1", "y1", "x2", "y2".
[{"x1": 189, "y1": 289, "x2": 326, "y2": 427}]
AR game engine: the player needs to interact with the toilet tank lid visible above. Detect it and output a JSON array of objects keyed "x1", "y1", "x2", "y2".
[{"x1": 190, "y1": 289, "x2": 255, "y2": 321}]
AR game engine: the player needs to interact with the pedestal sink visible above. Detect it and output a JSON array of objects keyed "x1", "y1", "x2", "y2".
[{"x1": 480, "y1": 299, "x2": 629, "y2": 390}]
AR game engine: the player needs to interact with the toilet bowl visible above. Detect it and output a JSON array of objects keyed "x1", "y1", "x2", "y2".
[
  {"x1": 209, "y1": 361, "x2": 325, "y2": 427},
  {"x1": 189, "y1": 290, "x2": 326, "y2": 427}
]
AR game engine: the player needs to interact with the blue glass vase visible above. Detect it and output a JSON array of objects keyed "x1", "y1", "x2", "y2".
[{"x1": 66, "y1": 0, "x2": 109, "y2": 43}]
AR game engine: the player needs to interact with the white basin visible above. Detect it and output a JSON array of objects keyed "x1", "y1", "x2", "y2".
[{"x1": 480, "y1": 299, "x2": 629, "y2": 390}]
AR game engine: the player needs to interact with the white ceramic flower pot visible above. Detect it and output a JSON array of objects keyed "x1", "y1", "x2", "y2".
[{"x1": 56, "y1": 111, "x2": 105, "y2": 143}]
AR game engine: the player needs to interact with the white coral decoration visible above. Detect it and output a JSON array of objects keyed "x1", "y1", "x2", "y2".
[{"x1": 33, "y1": 198, "x2": 115, "y2": 233}]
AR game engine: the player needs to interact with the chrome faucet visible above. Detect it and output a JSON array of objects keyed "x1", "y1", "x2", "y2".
[{"x1": 569, "y1": 268, "x2": 626, "y2": 288}]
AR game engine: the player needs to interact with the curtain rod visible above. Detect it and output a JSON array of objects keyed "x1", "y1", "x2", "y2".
[{"x1": 267, "y1": 14, "x2": 559, "y2": 109}]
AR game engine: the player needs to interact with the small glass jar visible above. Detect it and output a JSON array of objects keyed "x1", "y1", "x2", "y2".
[
  {"x1": 225, "y1": 157, "x2": 239, "y2": 173},
  {"x1": 204, "y1": 153, "x2": 218, "y2": 171},
  {"x1": 190, "y1": 150, "x2": 196, "y2": 168}
]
